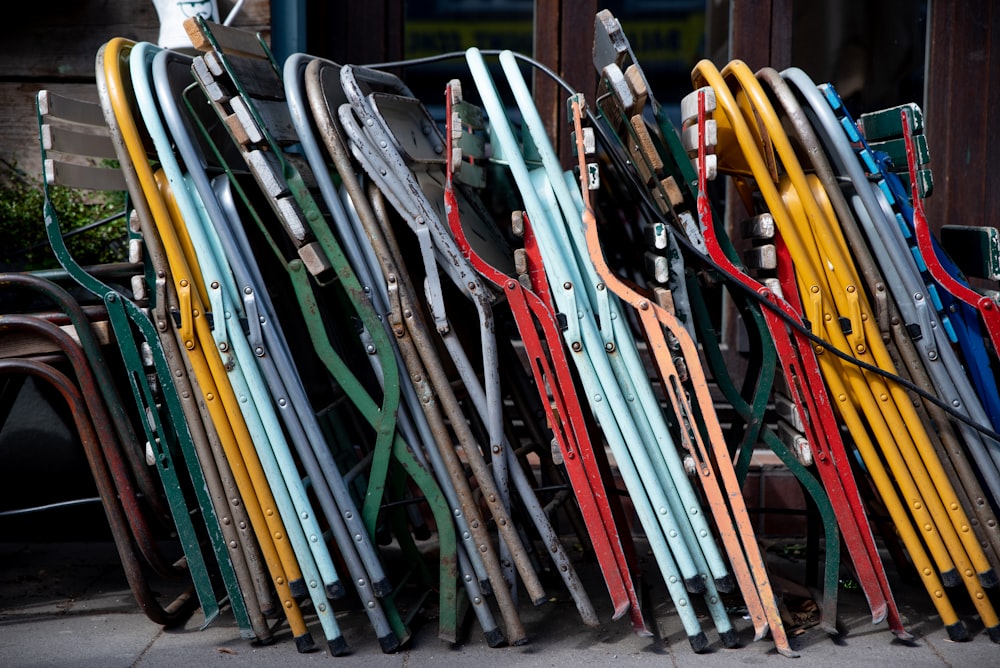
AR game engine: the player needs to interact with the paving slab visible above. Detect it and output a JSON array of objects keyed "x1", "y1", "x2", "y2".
[{"x1": 2, "y1": 539, "x2": 999, "y2": 668}]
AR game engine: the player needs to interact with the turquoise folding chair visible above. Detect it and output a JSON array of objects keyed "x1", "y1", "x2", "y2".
[
  {"x1": 335, "y1": 60, "x2": 599, "y2": 627},
  {"x1": 465, "y1": 46, "x2": 750, "y2": 653}
]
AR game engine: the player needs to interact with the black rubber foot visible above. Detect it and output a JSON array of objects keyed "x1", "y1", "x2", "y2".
[
  {"x1": 251, "y1": 633, "x2": 277, "y2": 647},
  {"x1": 945, "y1": 621, "x2": 969, "y2": 642},
  {"x1": 413, "y1": 524, "x2": 432, "y2": 541},
  {"x1": 689, "y1": 631, "x2": 710, "y2": 653},
  {"x1": 987, "y1": 625, "x2": 1000, "y2": 644},
  {"x1": 378, "y1": 632, "x2": 400, "y2": 654},
  {"x1": 940, "y1": 568, "x2": 960, "y2": 588},
  {"x1": 485, "y1": 627, "x2": 507, "y2": 648},
  {"x1": 720, "y1": 627, "x2": 740, "y2": 649},
  {"x1": 511, "y1": 635, "x2": 530, "y2": 647},
  {"x1": 289, "y1": 578, "x2": 309, "y2": 601},
  {"x1": 372, "y1": 578, "x2": 393, "y2": 598},
  {"x1": 326, "y1": 581, "x2": 346, "y2": 600},
  {"x1": 979, "y1": 568, "x2": 999, "y2": 589},
  {"x1": 685, "y1": 576, "x2": 706, "y2": 594},
  {"x1": 294, "y1": 632, "x2": 316, "y2": 653},
  {"x1": 328, "y1": 636, "x2": 350, "y2": 657},
  {"x1": 715, "y1": 573, "x2": 736, "y2": 594}
]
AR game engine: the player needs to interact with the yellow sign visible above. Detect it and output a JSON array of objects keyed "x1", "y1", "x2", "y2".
[
  {"x1": 406, "y1": 20, "x2": 532, "y2": 57},
  {"x1": 405, "y1": 14, "x2": 705, "y2": 67}
]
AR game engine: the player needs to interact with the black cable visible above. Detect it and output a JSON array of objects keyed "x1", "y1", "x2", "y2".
[
  {"x1": 364, "y1": 48, "x2": 1000, "y2": 444},
  {"x1": 588, "y1": 108, "x2": 1000, "y2": 444}
]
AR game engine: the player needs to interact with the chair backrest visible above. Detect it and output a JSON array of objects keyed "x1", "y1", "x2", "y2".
[{"x1": 39, "y1": 90, "x2": 128, "y2": 192}]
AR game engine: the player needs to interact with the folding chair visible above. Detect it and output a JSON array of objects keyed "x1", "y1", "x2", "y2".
[
  {"x1": 881, "y1": 149, "x2": 1000, "y2": 438},
  {"x1": 864, "y1": 105, "x2": 1000, "y2": 449},
  {"x1": 463, "y1": 46, "x2": 758, "y2": 654},
  {"x1": 781, "y1": 81, "x2": 1000, "y2": 571},
  {"x1": 584, "y1": 12, "x2": 850, "y2": 638},
  {"x1": 333, "y1": 59, "x2": 599, "y2": 628},
  {"x1": 441, "y1": 77, "x2": 646, "y2": 632},
  {"x1": 285, "y1": 51, "x2": 511, "y2": 645},
  {"x1": 754, "y1": 57, "x2": 997, "y2": 597},
  {"x1": 37, "y1": 78, "x2": 237, "y2": 631},
  {"x1": 95, "y1": 36, "x2": 323, "y2": 650},
  {"x1": 175, "y1": 45, "x2": 458, "y2": 652},
  {"x1": 0, "y1": 353, "x2": 197, "y2": 625},
  {"x1": 335, "y1": 61, "x2": 576, "y2": 606},
  {"x1": 301, "y1": 54, "x2": 515, "y2": 647},
  {"x1": 565, "y1": 91, "x2": 799, "y2": 656},
  {"x1": 129, "y1": 40, "x2": 365, "y2": 654},
  {"x1": 691, "y1": 67, "x2": 922, "y2": 637},
  {"x1": 0, "y1": 275, "x2": 205, "y2": 625},
  {"x1": 0, "y1": 274, "x2": 196, "y2": 580},
  {"x1": 182, "y1": 17, "x2": 467, "y2": 651},
  {"x1": 692, "y1": 56, "x2": 990, "y2": 641},
  {"x1": 775, "y1": 70, "x2": 1000, "y2": 602}
]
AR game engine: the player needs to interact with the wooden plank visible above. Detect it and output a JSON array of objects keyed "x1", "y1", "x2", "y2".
[
  {"x1": 561, "y1": 0, "x2": 597, "y2": 162},
  {"x1": 925, "y1": 0, "x2": 996, "y2": 235},
  {"x1": 44, "y1": 159, "x2": 126, "y2": 192},
  {"x1": 185, "y1": 17, "x2": 270, "y2": 59},
  {"x1": 1, "y1": 84, "x2": 97, "y2": 180},
  {"x1": 0, "y1": 1, "x2": 268, "y2": 79},
  {"x1": 940, "y1": 225, "x2": 1000, "y2": 281},
  {"x1": 533, "y1": 0, "x2": 561, "y2": 162},
  {"x1": 37, "y1": 90, "x2": 106, "y2": 128},
  {"x1": 729, "y1": 0, "x2": 774, "y2": 71},
  {"x1": 314, "y1": 1, "x2": 402, "y2": 67},
  {"x1": 204, "y1": 50, "x2": 284, "y2": 101},
  {"x1": 532, "y1": 0, "x2": 597, "y2": 166},
  {"x1": 0, "y1": 319, "x2": 112, "y2": 358},
  {"x1": 41, "y1": 125, "x2": 117, "y2": 161}
]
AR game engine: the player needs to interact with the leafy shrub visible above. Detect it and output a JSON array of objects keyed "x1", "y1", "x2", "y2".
[{"x1": 0, "y1": 160, "x2": 127, "y2": 272}]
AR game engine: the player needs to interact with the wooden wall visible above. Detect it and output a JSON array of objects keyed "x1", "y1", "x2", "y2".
[
  {"x1": 924, "y1": 0, "x2": 999, "y2": 233},
  {"x1": 2, "y1": 1, "x2": 995, "y2": 249},
  {"x1": 0, "y1": 0, "x2": 269, "y2": 183}
]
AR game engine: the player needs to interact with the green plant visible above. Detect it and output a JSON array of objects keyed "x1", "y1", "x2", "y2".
[{"x1": 0, "y1": 159, "x2": 128, "y2": 272}]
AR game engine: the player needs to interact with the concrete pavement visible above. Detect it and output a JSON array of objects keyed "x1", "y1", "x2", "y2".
[{"x1": 2, "y1": 535, "x2": 998, "y2": 668}]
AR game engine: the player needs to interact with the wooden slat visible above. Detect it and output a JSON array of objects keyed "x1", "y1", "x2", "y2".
[
  {"x1": 867, "y1": 135, "x2": 930, "y2": 173},
  {"x1": 237, "y1": 96, "x2": 298, "y2": 145},
  {"x1": 743, "y1": 245, "x2": 777, "y2": 271},
  {"x1": 741, "y1": 213, "x2": 776, "y2": 240},
  {"x1": 203, "y1": 50, "x2": 284, "y2": 101},
  {"x1": 42, "y1": 124, "x2": 117, "y2": 160},
  {"x1": 185, "y1": 16, "x2": 270, "y2": 60},
  {"x1": 192, "y1": 56, "x2": 231, "y2": 103},
  {"x1": 1, "y1": 320, "x2": 112, "y2": 358},
  {"x1": 44, "y1": 158, "x2": 126, "y2": 191},
  {"x1": 37, "y1": 90, "x2": 106, "y2": 127},
  {"x1": 859, "y1": 103, "x2": 924, "y2": 141}
]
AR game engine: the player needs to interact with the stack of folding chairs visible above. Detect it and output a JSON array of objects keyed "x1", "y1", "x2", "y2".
[{"x1": 17, "y1": 9, "x2": 1000, "y2": 660}]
